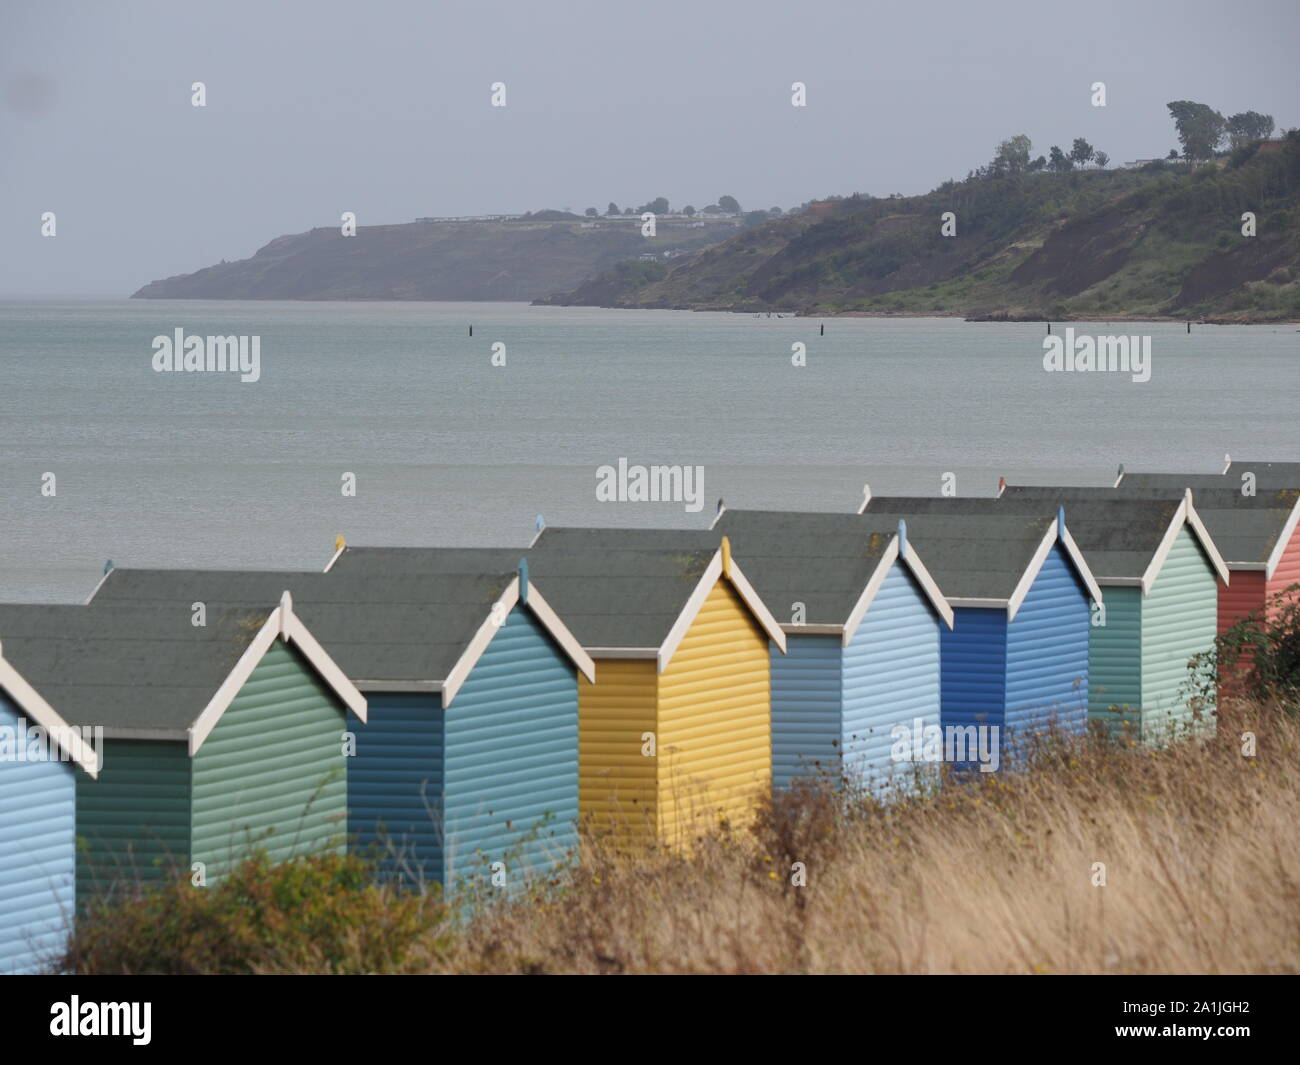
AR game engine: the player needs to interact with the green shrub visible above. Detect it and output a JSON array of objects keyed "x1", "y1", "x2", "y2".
[
  {"x1": 64, "y1": 851, "x2": 449, "y2": 974},
  {"x1": 1190, "y1": 583, "x2": 1300, "y2": 707}
]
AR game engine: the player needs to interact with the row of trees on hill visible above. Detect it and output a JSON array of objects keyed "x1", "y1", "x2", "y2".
[
  {"x1": 979, "y1": 135, "x2": 1109, "y2": 178},
  {"x1": 977, "y1": 102, "x2": 1277, "y2": 181},
  {"x1": 582, "y1": 196, "x2": 748, "y2": 217},
  {"x1": 1167, "y1": 102, "x2": 1275, "y2": 166}
]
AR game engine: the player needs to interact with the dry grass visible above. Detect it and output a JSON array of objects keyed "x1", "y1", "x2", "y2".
[{"x1": 421, "y1": 700, "x2": 1300, "y2": 974}]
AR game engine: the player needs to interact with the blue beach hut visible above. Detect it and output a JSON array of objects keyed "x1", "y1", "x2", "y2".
[
  {"x1": 861, "y1": 496, "x2": 1103, "y2": 769},
  {"x1": 0, "y1": 637, "x2": 99, "y2": 974},
  {"x1": 708, "y1": 509, "x2": 954, "y2": 796}
]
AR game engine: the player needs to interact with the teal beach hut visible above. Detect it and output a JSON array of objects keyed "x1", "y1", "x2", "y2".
[
  {"x1": 91, "y1": 559, "x2": 594, "y2": 895},
  {"x1": 0, "y1": 595, "x2": 364, "y2": 908},
  {"x1": 998, "y1": 487, "x2": 1229, "y2": 741}
]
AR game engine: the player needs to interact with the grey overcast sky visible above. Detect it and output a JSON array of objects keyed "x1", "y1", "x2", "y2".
[{"x1": 3, "y1": 0, "x2": 1297, "y2": 297}]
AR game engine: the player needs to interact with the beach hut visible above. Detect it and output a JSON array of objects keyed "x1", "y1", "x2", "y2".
[
  {"x1": 0, "y1": 638, "x2": 99, "y2": 973},
  {"x1": 0, "y1": 594, "x2": 364, "y2": 905},
  {"x1": 859, "y1": 496, "x2": 1103, "y2": 768},
  {"x1": 1110, "y1": 467, "x2": 1300, "y2": 633},
  {"x1": 332, "y1": 534, "x2": 787, "y2": 847},
  {"x1": 526, "y1": 529, "x2": 788, "y2": 845},
  {"x1": 92, "y1": 560, "x2": 593, "y2": 894},
  {"x1": 708, "y1": 508, "x2": 953, "y2": 795},
  {"x1": 997, "y1": 488, "x2": 1229, "y2": 743}
]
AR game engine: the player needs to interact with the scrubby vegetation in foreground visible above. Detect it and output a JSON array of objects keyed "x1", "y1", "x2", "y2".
[{"x1": 64, "y1": 695, "x2": 1298, "y2": 975}]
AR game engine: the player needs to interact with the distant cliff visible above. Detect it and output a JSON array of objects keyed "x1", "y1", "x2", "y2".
[
  {"x1": 132, "y1": 217, "x2": 737, "y2": 301},
  {"x1": 540, "y1": 134, "x2": 1300, "y2": 322}
]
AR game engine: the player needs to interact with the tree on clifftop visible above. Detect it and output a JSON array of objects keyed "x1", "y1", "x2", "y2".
[
  {"x1": 992, "y1": 134, "x2": 1032, "y2": 175},
  {"x1": 1167, "y1": 101, "x2": 1226, "y2": 165},
  {"x1": 1227, "y1": 111, "x2": 1275, "y2": 149}
]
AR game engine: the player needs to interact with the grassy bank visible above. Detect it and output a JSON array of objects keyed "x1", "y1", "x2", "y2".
[{"x1": 65, "y1": 698, "x2": 1299, "y2": 975}]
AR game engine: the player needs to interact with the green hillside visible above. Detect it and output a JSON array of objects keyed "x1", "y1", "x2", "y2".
[{"x1": 540, "y1": 133, "x2": 1300, "y2": 322}]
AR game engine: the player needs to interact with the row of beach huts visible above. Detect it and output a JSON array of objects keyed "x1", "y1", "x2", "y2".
[{"x1": 2, "y1": 458, "x2": 1298, "y2": 972}]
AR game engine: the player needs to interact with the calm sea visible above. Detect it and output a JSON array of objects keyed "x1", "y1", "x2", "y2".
[{"x1": 1, "y1": 299, "x2": 1296, "y2": 602}]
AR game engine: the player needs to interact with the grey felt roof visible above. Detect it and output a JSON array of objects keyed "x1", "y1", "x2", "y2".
[
  {"x1": 333, "y1": 539, "x2": 724, "y2": 651},
  {"x1": 87, "y1": 564, "x2": 521, "y2": 690},
  {"x1": 1226, "y1": 461, "x2": 1300, "y2": 491},
  {"x1": 858, "y1": 497, "x2": 1061, "y2": 600},
  {"x1": 990, "y1": 493, "x2": 1195, "y2": 581},
  {"x1": 709, "y1": 509, "x2": 908, "y2": 626},
  {"x1": 0, "y1": 599, "x2": 280, "y2": 736},
  {"x1": 1005, "y1": 480, "x2": 1299, "y2": 566}
]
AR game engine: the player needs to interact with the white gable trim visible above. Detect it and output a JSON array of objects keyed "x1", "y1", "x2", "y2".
[
  {"x1": 188, "y1": 595, "x2": 368, "y2": 756},
  {"x1": 523, "y1": 584, "x2": 596, "y2": 683},
  {"x1": 188, "y1": 609, "x2": 280, "y2": 755},
  {"x1": 323, "y1": 543, "x2": 346, "y2": 572},
  {"x1": 282, "y1": 609, "x2": 368, "y2": 721},
  {"x1": 657, "y1": 551, "x2": 723, "y2": 672},
  {"x1": 83, "y1": 567, "x2": 115, "y2": 604},
  {"x1": 1142, "y1": 494, "x2": 1230, "y2": 591},
  {"x1": 442, "y1": 578, "x2": 521, "y2": 707},
  {"x1": 0, "y1": 654, "x2": 100, "y2": 777},
  {"x1": 1140, "y1": 495, "x2": 1190, "y2": 594},
  {"x1": 902, "y1": 549, "x2": 956, "y2": 631},
  {"x1": 1185, "y1": 498, "x2": 1231, "y2": 586},
  {"x1": 439, "y1": 576, "x2": 599, "y2": 703},
  {"x1": 656, "y1": 551, "x2": 787, "y2": 672},
  {"x1": 1264, "y1": 498, "x2": 1300, "y2": 581},
  {"x1": 728, "y1": 558, "x2": 788, "y2": 653},
  {"x1": 841, "y1": 538, "x2": 899, "y2": 646},
  {"x1": 1007, "y1": 523, "x2": 1104, "y2": 622}
]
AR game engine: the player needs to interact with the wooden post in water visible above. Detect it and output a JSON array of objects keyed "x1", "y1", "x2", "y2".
[
  {"x1": 820, "y1": 323, "x2": 824, "y2": 336},
  {"x1": 1187, "y1": 322, "x2": 1191, "y2": 333},
  {"x1": 469, "y1": 324, "x2": 473, "y2": 336},
  {"x1": 1047, "y1": 322, "x2": 1051, "y2": 335}
]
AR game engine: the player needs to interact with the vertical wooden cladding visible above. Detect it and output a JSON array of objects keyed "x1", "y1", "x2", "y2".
[
  {"x1": 1005, "y1": 544, "x2": 1090, "y2": 746},
  {"x1": 443, "y1": 608, "x2": 579, "y2": 893},
  {"x1": 76, "y1": 740, "x2": 191, "y2": 905},
  {"x1": 0, "y1": 693, "x2": 76, "y2": 974},
  {"x1": 842, "y1": 566, "x2": 941, "y2": 797},
  {"x1": 1141, "y1": 527, "x2": 1218, "y2": 743},
  {"x1": 658, "y1": 580, "x2": 770, "y2": 845},
  {"x1": 192, "y1": 641, "x2": 348, "y2": 882},
  {"x1": 579, "y1": 659, "x2": 657, "y2": 842},
  {"x1": 347, "y1": 693, "x2": 444, "y2": 886},
  {"x1": 1088, "y1": 587, "x2": 1142, "y2": 740},
  {"x1": 770, "y1": 634, "x2": 841, "y2": 791}
]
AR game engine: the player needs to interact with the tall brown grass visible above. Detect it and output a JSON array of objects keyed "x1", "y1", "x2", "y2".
[
  {"x1": 67, "y1": 700, "x2": 1299, "y2": 974},
  {"x1": 432, "y1": 699, "x2": 1300, "y2": 974}
]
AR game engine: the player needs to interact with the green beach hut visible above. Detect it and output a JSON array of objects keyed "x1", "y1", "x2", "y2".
[{"x1": 0, "y1": 592, "x2": 365, "y2": 902}]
